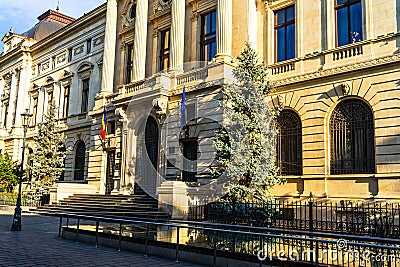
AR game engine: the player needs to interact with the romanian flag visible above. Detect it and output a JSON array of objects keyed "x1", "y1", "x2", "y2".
[{"x1": 100, "y1": 106, "x2": 107, "y2": 140}]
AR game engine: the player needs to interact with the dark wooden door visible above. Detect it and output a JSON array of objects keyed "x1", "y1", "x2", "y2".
[
  {"x1": 105, "y1": 150, "x2": 115, "y2": 195},
  {"x1": 145, "y1": 117, "x2": 159, "y2": 169}
]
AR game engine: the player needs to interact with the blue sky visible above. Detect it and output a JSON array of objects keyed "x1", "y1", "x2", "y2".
[{"x1": 0, "y1": 0, "x2": 105, "y2": 52}]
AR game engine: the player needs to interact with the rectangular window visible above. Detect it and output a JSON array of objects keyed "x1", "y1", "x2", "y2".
[
  {"x1": 3, "y1": 104, "x2": 8, "y2": 127},
  {"x1": 335, "y1": 0, "x2": 363, "y2": 46},
  {"x1": 108, "y1": 120, "x2": 116, "y2": 135},
  {"x1": 125, "y1": 44, "x2": 133, "y2": 84},
  {"x1": 48, "y1": 91, "x2": 53, "y2": 111},
  {"x1": 81, "y1": 79, "x2": 89, "y2": 113},
  {"x1": 275, "y1": 5, "x2": 295, "y2": 62},
  {"x1": 52, "y1": 56, "x2": 56, "y2": 69},
  {"x1": 68, "y1": 48, "x2": 73, "y2": 62},
  {"x1": 187, "y1": 103, "x2": 196, "y2": 122},
  {"x1": 32, "y1": 98, "x2": 38, "y2": 125},
  {"x1": 159, "y1": 29, "x2": 170, "y2": 71},
  {"x1": 87, "y1": 39, "x2": 92, "y2": 54},
  {"x1": 200, "y1": 10, "x2": 217, "y2": 62},
  {"x1": 63, "y1": 86, "x2": 70, "y2": 118}
]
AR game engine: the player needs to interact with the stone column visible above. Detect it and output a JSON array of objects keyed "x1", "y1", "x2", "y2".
[
  {"x1": 170, "y1": 0, "x2": 185, "y2": 72},
  {"x1": 132, "y1": 0, "x2": 149, "y2": 81},
  {"x1": 100, "y1": 0, "x2": 118, "y2": 94},
  {"x1": 216, "y1": 0, "x2": 232, "y2": 62}
]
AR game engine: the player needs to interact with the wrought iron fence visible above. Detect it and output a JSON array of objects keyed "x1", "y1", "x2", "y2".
[
  {"x1": 201, "y1": 198, "x2": 400, "y2": 238},
  {"x1": 188, "y1": 202, "x2": 208, "y2": 221},
  {"x1": 0, "y1": 192, "x2": 50, "y2": 207}
]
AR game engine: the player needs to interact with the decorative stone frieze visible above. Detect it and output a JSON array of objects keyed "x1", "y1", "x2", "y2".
[
  {"x1": 74, "y1": 45, "x2": 84, "y2": 56},
  {"x1": 153, "y1": 0, "x2": 172, "y2": 14},
  {"x1": 264, "y1": 0, "x2": 295, "y2": 11},
  {"x1": 57, "y1": 53, "x2": 66, "y2": 64},
  {"x1": 93, "y1": 35, "x2": 105, "y2": 47},
  {"x1": 41, "y1": 61, "x2": 50, "y2": 71},
  {"x1": 274, "y1": 53, "x2": 400, "y2": 86}
]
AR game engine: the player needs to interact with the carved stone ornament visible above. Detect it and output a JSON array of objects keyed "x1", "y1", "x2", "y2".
[
  {"x1": 341, "y1": 82, "x2": 351, "y2": 95},
  {"x1": 153, "y1": 0, "x2": 172, "y2": 14},
  {"x1": 93, "y1": 35, "x2": 105, "y2": 47},
  {"x1": 152, "y1": 97, "x2": 168, "y2": 115},
  {"x1": 74, "y1": 45, "x2": 84, "y2": 56},
  {"x1": 77, "y1": 62, "x2": 94, "y2": 79},
  {"x1": 3, "y1": 74, "x2": 11, "y2": 90},
  {"x1": 121, "y1": 1, "x2": 137, "y2": 31},
  {"x1": 116, "y1": 107, "x2": 128, "y2": 122},
  {"x1": 57, "y1": 53, "x2": 66, "y2": 64},
  {"x1": 41, "y1": 61, "x2": 50, "y2": 71},
  {"x1": 278, "y1": 94, "x2": 284, "y2": 106}
]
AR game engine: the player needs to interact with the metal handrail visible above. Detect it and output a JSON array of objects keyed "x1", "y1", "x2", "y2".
[{"x1": 55, "y1": 212, "x2": 400, "y2": 267}]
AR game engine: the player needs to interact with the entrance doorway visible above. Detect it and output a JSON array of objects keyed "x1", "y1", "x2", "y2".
[{"x1": 105, "y1": 150, "x2": 115, "y2": 195}]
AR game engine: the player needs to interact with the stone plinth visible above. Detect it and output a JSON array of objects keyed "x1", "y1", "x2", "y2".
[
  {"x1": 50, "y1": 182, "x2": 98, "y2": 203},
  {"x1": 157, "y1": 181, "x2": 188, "y2": 220}
]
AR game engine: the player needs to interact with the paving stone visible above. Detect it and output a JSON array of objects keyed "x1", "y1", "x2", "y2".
[{"x1": 0, "y1": 211, "x2": 202, "y2": 267}]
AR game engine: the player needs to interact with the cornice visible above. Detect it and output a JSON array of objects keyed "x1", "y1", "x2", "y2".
[
  {"x1": 264, "y1": 0, "x2": 295, "y2": 11},
  {"x1": 149, "y1": 7, "x2": 171, "y2": 21},
  {"x1": 30, "y1": 3, "x2": 106, "y2": 52},
  {"x1": 273, "y1": 53, "x2": 400, "y2": 87}
]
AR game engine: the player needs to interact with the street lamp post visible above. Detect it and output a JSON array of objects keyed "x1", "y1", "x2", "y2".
[{"x1": 11, "y1": 109, "x2": 32, "y2": 231}]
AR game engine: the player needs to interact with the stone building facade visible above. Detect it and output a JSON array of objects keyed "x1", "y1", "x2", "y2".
[
  {"x1": 0, "y1": 0, "x2": 400, "y2": 201},
  {"x1": 0, "y1": 5, "x2": 106, "y2": 197}
]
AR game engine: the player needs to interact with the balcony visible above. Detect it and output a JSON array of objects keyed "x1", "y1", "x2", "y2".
[
  {"x1": 268, "y1": 32, "x2": 400, "y2": 86},
  {"x1": 116, "y1": 62, "x2": 234, "y2": 101}
]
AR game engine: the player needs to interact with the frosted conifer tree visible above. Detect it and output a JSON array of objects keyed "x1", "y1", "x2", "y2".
[
  {"x1": 30, "y1": 100, "x2": 67, "y2": 188},
  {"x1": 214, "y1": 43, "x2": 285, "y2": 202}
]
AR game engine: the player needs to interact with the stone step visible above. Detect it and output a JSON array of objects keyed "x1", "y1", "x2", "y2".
[
  {"x1": 34, "y1": 208, "x2": 166, "y2": 218},
  {"x1": 48, "y1": 204, "x2": 159, "y2": 212},
  {"x1": 31, "y1": 187, "x2": 169, "y2": 222},
  {"x1": 58, "y1": 199, "x2": 158, "y2": 207},
  {"x1": 35, "y1": 207, "x2": 162, "y2": 215},
  {"x1": 58, "y1": 200, "x2": 156, "y2": 208}
]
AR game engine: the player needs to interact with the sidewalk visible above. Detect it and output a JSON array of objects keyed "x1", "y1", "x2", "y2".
[{"x1": 0, "y1": 211, "x2": 201, "y2": 267}]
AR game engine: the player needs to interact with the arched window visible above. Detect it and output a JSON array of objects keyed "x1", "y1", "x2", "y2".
[
  {"x1": 276, "y1": 109, "x2": 302, "y2": 175},
  {"x1": 330, "y1": 99, "x2": 375, "y2": 174},
  {"x1": 74, "y1": 141, "x2": 86, "y2": 180},
  {"x1": 58, "y1": 143, "x2": 66, "y2": 181}
]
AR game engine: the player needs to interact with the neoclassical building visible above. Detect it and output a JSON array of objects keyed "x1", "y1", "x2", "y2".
[{"x1": 1, "y1": 0, "x2": 400, "y2": 201}]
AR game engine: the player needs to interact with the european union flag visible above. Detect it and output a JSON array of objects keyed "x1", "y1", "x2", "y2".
[{"x1": 180, "y1": 86, "x2": 186, "y2": 129}]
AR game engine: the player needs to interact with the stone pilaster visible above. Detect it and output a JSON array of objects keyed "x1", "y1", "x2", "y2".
[
  {"x1": 170, "y1": 0, "x2": 185, "y2": 72},
  {"x1": 216, "y1": 0, "x2": 232, "y2": 62},
  {"x1": 7, "y1": 71, "x2": 17, "y2": 129},
  {"x1": 100, "y1": 0, "x2": 117, "y2": 94},
  {"x1": 132, "y1": 0, "x2": 149, "y2": 81},
  {"x1": 15, "y1": 53, "x2": 32, "y2": 127},
  {"x1": 0, "y1": 77, "x2": 4, "y2": 126}
]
